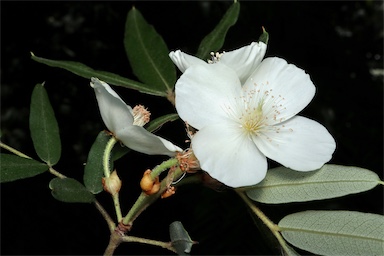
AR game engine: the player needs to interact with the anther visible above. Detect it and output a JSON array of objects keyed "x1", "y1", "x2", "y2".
[{"x1": 132, "y1": 105, "x2": 151, "y2": 126}]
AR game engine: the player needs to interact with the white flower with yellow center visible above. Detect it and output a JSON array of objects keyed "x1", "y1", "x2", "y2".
[
  {"x1": 90, "y1": 77, "x2": 182, "y2": 156},
  {"x1": 170, "y1": 43, "x2": 336, "y2": 187}
]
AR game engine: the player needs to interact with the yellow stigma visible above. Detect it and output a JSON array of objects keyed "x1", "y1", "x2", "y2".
[{"x1": 241, "y1": 102, "x2": 265, "y2": 134}]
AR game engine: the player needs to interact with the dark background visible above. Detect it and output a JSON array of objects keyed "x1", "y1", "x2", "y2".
[{"x1": 1, "y1": 1, "x2": 383, "y2": 255}]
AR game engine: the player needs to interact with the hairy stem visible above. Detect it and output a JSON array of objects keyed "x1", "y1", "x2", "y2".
[
  {"x1": 103, "y1": 136, "x2": 118, "y2": 178},
  {"x1": 103, "y1": 136, "x2": 122, "y2": 222},
  {"x1": 113, "y1": 193, "x2": 122, "y2": 222},
  {"x1": 122, "y1": 166, "x2": 183, "y2": 227},
  {"x1": 150, "y1": 158, "x2": 179, "y2": 179}
]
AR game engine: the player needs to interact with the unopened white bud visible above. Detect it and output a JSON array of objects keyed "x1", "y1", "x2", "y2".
[{"x1": 102, "y1": 170, "x2": 122, "y2": 195}]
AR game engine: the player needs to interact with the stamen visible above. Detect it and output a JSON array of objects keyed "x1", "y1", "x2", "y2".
[
  {"x1": 237, "y1": 86, "x2": 267, "y2": 136},
  {"x1": 207, "y1": 51, "x2": 225, "y2": 64},
  {"x1": 132, "y1": 105, "x2": 151, "y2": 126},
  {"x1": 238, "y1": 81, "x2": 288, "y2": 137},
  {"x1": 176, "y1": 148, "x2": 201, "y2": 173}
]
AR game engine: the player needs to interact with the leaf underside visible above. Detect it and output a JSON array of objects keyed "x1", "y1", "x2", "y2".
[{"x1": 279, "y1": 210, "x2": 384, "y2": 256}]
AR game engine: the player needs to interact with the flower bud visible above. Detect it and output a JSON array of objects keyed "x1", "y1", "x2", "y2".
[
  {"x1": 161, "y1": 186, "x2": 176, "y2": 199},
  {"x1": 147, "y1": 180, "x2": 160, "y2": 195},
  {"x1": 102, "y1": 170, "x2": 122, "y2": 195},
  {"x1": 140, "y1": 169, "x2": 160, "y2": 195}
]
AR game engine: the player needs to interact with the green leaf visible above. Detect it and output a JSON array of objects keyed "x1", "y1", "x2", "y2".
[
  {"x1": 196, "y1": 1, "x2": 240, "y2": 60},
  {"x1": 31, "y1": 53, "x2": 166, "y2": 97},
  {"x1": 83, "y1": 131, "x2": 129, "y2": 194},
  {"x1": 145, "y1": 113, "x2": 180, "y2": 133},
  {"x1": 83, "y1": 131, "x2": 111, "y2": 194},
  {"x1": 245, "y1": 164, "x2": 381, "y2": 204},
  {"x1": 278, "y1": 210, "x2": 384, "y2": 256},
  {"x1": 124, "y1": 7, "x2": 176, "y2": 95},
  {"x1": 258, "y1": 26, "x2": 269, "y2": 45},
  {"x1": 29, "y1": 83, "x2": 61, "y2": 166},
  {"x1": 169, "y1": 221, "x2": 195, "y2": 255},
  {"x1": 49, "y1": 177, "x2": 95, "y2": 203},
  {"x1": 0, "y1": 154, "x2": 48, "y2": 183}
]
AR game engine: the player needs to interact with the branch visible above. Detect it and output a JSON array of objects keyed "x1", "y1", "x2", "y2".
[
  {"x1": 235, "y1": 190, "x2": 292, "y2": 254},
  {"x1": 121, "y1": 235, "x2": 176, "y2": 253}
]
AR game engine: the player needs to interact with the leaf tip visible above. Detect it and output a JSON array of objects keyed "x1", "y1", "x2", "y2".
[{"x1": 258, "y1": 26, "x2": 269, "y2": 45}]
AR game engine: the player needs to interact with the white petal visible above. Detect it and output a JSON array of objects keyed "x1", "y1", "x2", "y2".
[
  {"x1": 90, "y1": 77, "x2": 134, "y2": 133},
  {"x1": 243, "y1": 57, "x2": 316, "y2": 125},
  {"x1": 175, "y1": 63, "x2": 242, "y2": 129},
  {"x1": 253, "y1": 116, "x2": 336, "y2": 171},
  {"x1": 169, "y1": 50, "x2": 207, "y2": 73},
  {"x1": 115, "y1": 126, "x2": 182, "y2": 156},
  {"x1": 192, "y1": 123, "x2": 267, "y2": 187},
  {"x1": 221, "y1": 42, "x2": 267, "y2": 84}
]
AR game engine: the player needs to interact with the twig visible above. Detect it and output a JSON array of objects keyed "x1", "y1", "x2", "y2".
[{"x1": 235, "y1": 190, "x2": 292, "y2": 254}]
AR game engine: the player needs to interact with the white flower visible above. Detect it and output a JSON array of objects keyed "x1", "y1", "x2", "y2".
[
  {"x1": 170, "y1": 44, "x2": 336, "y2": 188},
  {"x1": 90, "y1": 77, "x2": 182, "y2": 156},
  {"x1": 170, "y1": 41, "x2": 267, "y2": 85}
]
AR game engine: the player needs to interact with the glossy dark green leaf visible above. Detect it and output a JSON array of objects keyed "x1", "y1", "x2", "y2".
[
  {"x1": 83, "y1": 131, "x2": 111, "y2": 194},
  {"x1": 31, "y1": 53, "x2": 166, "y2": 97},
  {"x1": 50, "y1": 177, "x2": 95, "y2": 203},
  {"x1": 169, "y1": 221, "x2": 195, "y2": 255},
  {"x1": 196, "y1": 1, "x2": 240, "y2": 60},
  {"x1": 29, "y1": 83, "x2": 61, "y2": 166},
  {"x1": 84, "y1": 131, "x2": 130, "y2": 194},
  {"x1": 145, "y1": 113, "x2": 180, "y2": 133},
  {"x1": 124, "y1": 7, "x2": 176, "y2": 95},
  {"x1": 0, "y1": 154, "x2": 48, "y2": 183}
]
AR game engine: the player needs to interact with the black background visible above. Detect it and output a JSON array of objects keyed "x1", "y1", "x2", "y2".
[{"x1": 1, "y1": 1, "x2": 383, "y2": 255}]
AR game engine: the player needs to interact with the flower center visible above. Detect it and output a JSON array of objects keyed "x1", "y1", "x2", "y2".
[
  {"x1": 241, "y1": 102, "x2": 265, "y2": 134},
  {"x1": 132, "y1": 105, "x2": 151, "y2": 126},
  {"x1": 238, "y1": 82, "x2": 286, "y2": 136},
  {"x1": 223, "y1": 81, "x2": 290, "y2": 140}
]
